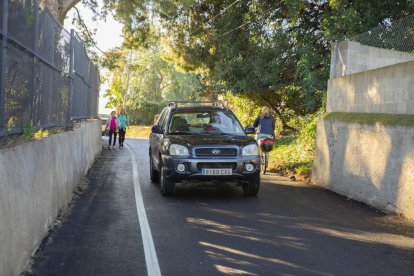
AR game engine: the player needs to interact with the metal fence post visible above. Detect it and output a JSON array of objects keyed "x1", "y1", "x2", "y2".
[
  {"x1": 67, "y1": 29, "x2": 74, "y2": 127},
  {"x1": 96, "y1": 73, "x2": 100, "y2": 117},
  {"x1": 31, "y1": 0, "x2": 39, "y2": 128},
  {"x1": 0, "y1": 0, "x2": 8, "y2": 135}
]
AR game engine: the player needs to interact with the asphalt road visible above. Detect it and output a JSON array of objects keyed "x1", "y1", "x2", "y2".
[{"x1": 30, "y1": 138, "x2": 414, "y2": 276}]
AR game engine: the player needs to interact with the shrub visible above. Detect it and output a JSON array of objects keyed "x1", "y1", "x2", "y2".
[
  {"x1": 23, "y1": 123, "x2": 34, "y2": 141},
  {"x1": 268, "y1": 110, "x2": 322, "y2": 180}
]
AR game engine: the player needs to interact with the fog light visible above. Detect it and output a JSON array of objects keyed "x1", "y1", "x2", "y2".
[
  {"x1": 177, "y1": 163, "x2": 186, "y2": 172},
  {"x1": 245, "y1": 163, "x2": 255, "y2": 172}
]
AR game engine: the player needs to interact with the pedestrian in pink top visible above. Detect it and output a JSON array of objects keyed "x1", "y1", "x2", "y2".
[{"x1": 105, "y1": 111, "x2": 120, "y2": 150}]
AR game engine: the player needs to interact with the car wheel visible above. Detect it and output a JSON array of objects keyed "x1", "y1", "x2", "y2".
[
  {"x1": 160, "y1": 163, "x2": 175, "y2": 196},
  {"x1": 243, "y1": 175, "x2": 260, "y2": 196},
  {"x1": 149, "y1": 152, "x2": 159, "y2": 183}
]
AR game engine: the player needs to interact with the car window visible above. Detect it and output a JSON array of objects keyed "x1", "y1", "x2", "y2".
[
  {"x1": 168, "y1": 110, "x2": 245, "y2": 135},
  {"x1": 157, "y1": 108, "x2": 168, "y2": 126},
  {"x1": 161, "y1": 110, "x2": 171, "y2": 129}
]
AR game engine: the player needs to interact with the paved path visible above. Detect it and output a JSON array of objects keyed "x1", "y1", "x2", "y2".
[{"x1": 30, "y1": 138, "x2": 414, "y2": 276}]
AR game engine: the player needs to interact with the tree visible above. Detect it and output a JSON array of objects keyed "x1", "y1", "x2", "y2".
[
  {"x1": 41, "y1": 0, "x2": 80, "y2": 23},
  {"x1": 102, "y1": 47, "x2": 203, "y2": 124},
  {"x1": 72, "y1": 0, "x2": 414, "y2": 128},
  {"x1": 119, "y1": 0, "x2": 414, "y2": 130}
]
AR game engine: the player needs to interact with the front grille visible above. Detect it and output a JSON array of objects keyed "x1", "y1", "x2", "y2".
[
  {"x1": 195, "y1": 148, "x2": 237, "y2": 157},
  {"x1": 197, "y1": 162, "x2": 237, "y2": 171}
]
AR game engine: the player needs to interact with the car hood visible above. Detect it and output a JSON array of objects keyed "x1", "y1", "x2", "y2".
[{"x1": 167, "y1": 134, "x2": 256, "y2": 148}]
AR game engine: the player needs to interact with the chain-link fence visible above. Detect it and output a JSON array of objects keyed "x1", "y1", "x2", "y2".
[
  {"x1": 0, "y1": 0, "x2": 99, "y2": 138},
  {"x1": 351, "y1": 14, "x2": 414, "y2": 53}
]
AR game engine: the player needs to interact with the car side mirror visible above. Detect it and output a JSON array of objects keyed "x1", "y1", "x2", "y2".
[
  {"x1": 151, "y1": 125, "x2": 164, "y2": 134},
  {"x1": 245, "y1": 126, "x2": 255, "y2": 134}
]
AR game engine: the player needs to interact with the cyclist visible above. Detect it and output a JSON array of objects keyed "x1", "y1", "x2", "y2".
[
  {"x1": 253, "y1": 106, "x2": 275, "y2": 174},
  {"x1": 253, "y1": 106, "x2": 275, "y2": 141}
]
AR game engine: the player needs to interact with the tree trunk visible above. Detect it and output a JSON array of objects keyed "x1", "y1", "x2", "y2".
[{"x1": 40, "y1": 0, "x2": 81, "y2": 24}]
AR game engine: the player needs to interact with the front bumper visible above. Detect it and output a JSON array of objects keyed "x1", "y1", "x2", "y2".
[{"x1": 161, "y1": 155, "x2": 260, "y2": 183}]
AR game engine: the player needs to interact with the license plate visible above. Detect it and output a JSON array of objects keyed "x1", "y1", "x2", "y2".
[{"x1": 202, "y1": 168, "x2": 232, "y2": 176}]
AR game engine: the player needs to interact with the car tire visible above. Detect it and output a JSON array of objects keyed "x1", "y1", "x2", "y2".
[
  {"x1": 149, "y1": 151, "x2": 159, "y2": 183},
  {"x1": 160, "y1": 164, "x2": 175, "y2": 196},
  {"x1": 243, "y1": 175, "x2": 260, "y2": 196}
]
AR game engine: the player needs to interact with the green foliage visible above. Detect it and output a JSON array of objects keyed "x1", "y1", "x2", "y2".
[
  {"x1": 127, "y1": 102, "x2": 165, "y2": 125},
  {"x1": 227, "y1": 92, "x2": 321, "y2": 179},
  {"x1": 82, "y1": 0, "x2": 414, "y2": 180},
  {"x1": 323, "y1": 0, "x2": 414, "y2": 41},
  {"x1": 296, "y1": 163, "x2": 313, "y2": 175},
  {"x1": 224, "y1": 92, "x2": 261, "y2": 127},
  {"x1": 23, "y1": 123, "x2": 34, "y2": 141},
  {"x1": 102, "y1": 47, "x2": 204, "y2": 119},
  {"x1": 112, "y1": 0, "x2": 414, "y2": 115},
  {"x1": 22, "y1": 124, "x2": 49, "y2": 140},
  {"x1": 268, "y1": 110, "x2": 323, "y2": 178},
  {"x1": 95, "y1": 0, "x2": 414, "y2": 134},
  {"x1": 79, "y1": 0, "x2": 414, "y2": 123}
]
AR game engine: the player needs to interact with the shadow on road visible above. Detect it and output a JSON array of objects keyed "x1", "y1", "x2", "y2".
[
  {"x1": 152, "y1": 172, "x2": 414, "y2": 275},
  {"x1": 31, "y1": 138, "x2": 414, "y2": 276}
]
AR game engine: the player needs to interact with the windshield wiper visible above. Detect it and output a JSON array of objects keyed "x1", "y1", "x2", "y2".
[
  {"x1": 201, "y1": 131, "x2": 232, "y2": 136},
  {"x1": 168, "y1": 132, "x2": 193, "y2": 135}
]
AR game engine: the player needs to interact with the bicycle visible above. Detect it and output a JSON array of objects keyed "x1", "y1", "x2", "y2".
[{"x1": 258, "y1": 136, "x2": 275, "y2": 175}]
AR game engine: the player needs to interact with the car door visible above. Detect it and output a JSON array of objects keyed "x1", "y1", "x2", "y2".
[{"x1": 150, "y1": 108, "x2": 169, "y2": 168}]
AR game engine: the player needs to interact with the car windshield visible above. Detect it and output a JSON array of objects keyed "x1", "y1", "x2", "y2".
[{"x1": 167, "y1": 110, "x2": 245, "y2": 136}]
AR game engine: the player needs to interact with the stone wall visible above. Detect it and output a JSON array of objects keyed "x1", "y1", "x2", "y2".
[
  {"x1": 330, "y1": 41, "x2": 414, "y2": 78},
  {"x1": 313, "y1": 118, "x2": 414, "y2": 220},
  {"x1": 327, "y1": 60, "x2": 414, "y2": 114},
  {"x1": 0, "y1": 120, "x2": 102, "y2": 276}
]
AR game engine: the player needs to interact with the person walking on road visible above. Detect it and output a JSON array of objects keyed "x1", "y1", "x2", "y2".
[
  {"x1": 253, "y1": 106, "x2": 276, "y2": 141},
  {"x1": 118, "y1": 108, "x2": 129, "y2": 148},
  {"x1": 106, "y1": 111, "x2": 120, "y2": 150}
]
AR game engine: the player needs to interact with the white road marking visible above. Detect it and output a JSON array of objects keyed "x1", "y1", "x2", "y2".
[{"x1": 126, "y1": 144, "x2": 162, "y2": 276}]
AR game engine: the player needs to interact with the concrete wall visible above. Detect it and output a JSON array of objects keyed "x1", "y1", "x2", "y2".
[
  {"x1": 330, "y1": 41, "x2": 414, "y2": 78},
  {"x1": 327, "y1": 60, "x2": 414, "y2": 114},
  {"x1": 314, "y1": 40, "x2": 414, "y2": 220},
  {"x1": 0, "y1": 120, "x2": 101, "y2": 276},
  {"x1": 312, "y1": 118, "x2": 414, "y2": 220}
]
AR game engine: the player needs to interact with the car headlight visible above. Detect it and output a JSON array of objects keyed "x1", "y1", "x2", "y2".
[
  {"x1": 170, "y1": 144, "x2": 190, "y2": 156},
  {"x1": 242, "y1": 144, "x2": 259, "y2": 156}
]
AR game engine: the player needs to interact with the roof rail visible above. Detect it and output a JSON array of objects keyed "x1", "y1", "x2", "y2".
[{"x1": 168, "y1": 101, "x2": 226, "y2": 108}]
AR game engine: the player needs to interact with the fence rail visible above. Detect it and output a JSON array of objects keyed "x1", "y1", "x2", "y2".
[{"x1": 0, "y1": 0, "x2": 99, "y2": 138}]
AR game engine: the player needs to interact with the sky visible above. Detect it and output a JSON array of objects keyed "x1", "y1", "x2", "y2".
[{"x1": 63, "y1": 3, "x2": 124, "y2": 115}]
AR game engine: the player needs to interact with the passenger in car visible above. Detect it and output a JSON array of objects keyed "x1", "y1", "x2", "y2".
[{"x1": 171, "y1": 117, "x2": 190, "y2": 132}]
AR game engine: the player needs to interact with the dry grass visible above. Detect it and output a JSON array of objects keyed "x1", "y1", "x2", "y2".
[{"x1": 126, "y1": 126, "x2": 152, "y2": 138}]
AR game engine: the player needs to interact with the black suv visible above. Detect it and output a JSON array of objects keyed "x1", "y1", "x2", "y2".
[{"x1": 149, "y1": 101, "x2": 260, "y2": 196}]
